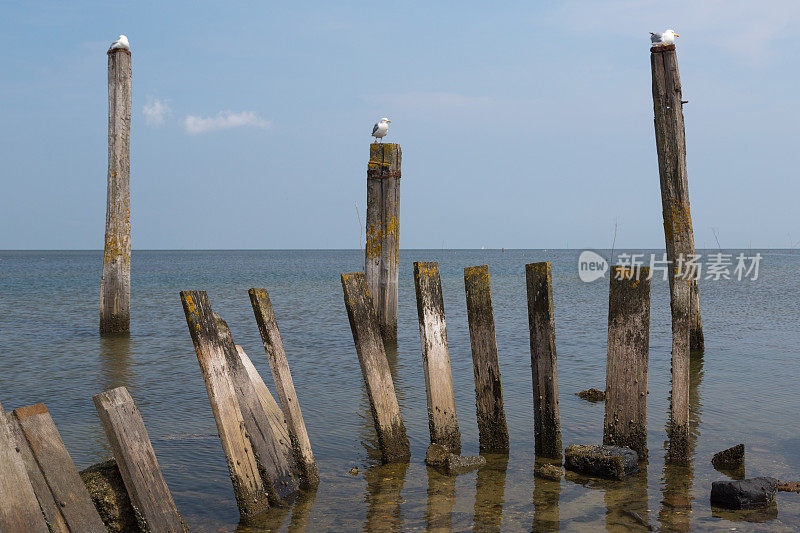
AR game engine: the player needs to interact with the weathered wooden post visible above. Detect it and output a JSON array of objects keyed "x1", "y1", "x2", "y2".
[
  {"x1": 651, "y1": 43, "x2": 703, "y2": 353},
  {"x1": 341, "y1": 272, "x2": 410, "y2": 463},
  {"x1": 93, "y1": 387, "x2": 187, "y2": 532},
  {"x1": 0, "y1": 402, "x2": 49, "y2": 533},
  {"x1": 667, "y1": 269, "x2": 691, "y2": 463},
  {"x1": 463, "y1": 265, "x2": 509, "y2": 454},
  {"x1": 604, "y1": 266, "x2": 650, "y2": 458},
  {"x1": 249, "y1": 288, "x2": 320, "y2": 489},
  {"x1": 414, "y1": 261, "x2": 461, "y2": 454},
  {"x1": 100, "y1": 45, "x2": 132, "y2": 335},
  {"x1": 365, "y1": 143, "x2": 401, "y2": 342},
  {"x1": 180, "y1": 290, "x2": 269, "y2": 517},
  {"x1": 525, "y1": 262, "x2": 562, "y2": 460}
]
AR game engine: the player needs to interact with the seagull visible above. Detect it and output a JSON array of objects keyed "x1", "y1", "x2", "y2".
[
  {"x1": 650, "y1": 29, "x2": 678, "y2": 46},
  {"x1": 109, "y1": 35, "x2": 130, "y2": 51},
  {"x1": 371, "y1": 117, "x2": 391, "y2": 143}
]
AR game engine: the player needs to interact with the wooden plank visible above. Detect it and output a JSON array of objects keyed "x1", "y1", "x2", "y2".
[
  {"x1": 464, "y1": 265, "x2": 509, "y2": 454},
  {"x1": 604, "y1": 266, "x2": 651, "y2": 458},
  {"x1": 180, "y1": 290, "x2": 269, "y2": 517},
  {"x1": 668, "y1": 269, "x2": 691, "y2": 463},
  {"x1": 7, "y1": 414, "x2": 69, "y2": 532},
  {"x1": 11, "y1": 404, "x2": 106, "y2": 532},
  {"x1": 0, "y1": 402, "x2": 49, "y2": 533},
  {"x1": 525, "y1": 262, "x2": 563, "y2": 460},
  {"x1": 93, "y1": 387, "x2": 187, "y2": 532},
  {"x1": 214, "y1": 312, "x2": 298, "y2": 501},
  {"x1": 235, "y1": 345, "x2": 294, "y2": 466},
  {"x1": 651, "y1": 44, "x2": 703, "y2": 353},
  {"x1": 365, "y1": 142, "x2": 402, "y2": 342},
  {"x1": 341, "y1": 272, "x2": 410, "y2": 463},
  {"x1": 413, "y1": 261, "x2": 461, "y2": 454},
  {"x1": 100, "y1": 47, "x2": 132, "y2": 334},
  {"x1": 249, "y1": 288, "x2": 319, "y2": 489}
]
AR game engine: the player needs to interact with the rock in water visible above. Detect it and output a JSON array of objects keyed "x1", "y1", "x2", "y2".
[
  {"x1": 712, "y1": 444, "x2": 745, "y2": 471},
  {"x1": 80, "y1": 459, "x2": 142, "y2": 532},
  {"x1": 778, "y1": 481, "x2": 800, "y2": 493},
  {"x1": 710, "y1": 477, "x2": 778, "y2": 510},
  {"x1": 534, "y1": 462, "x2": 563, "y2": 481},
  {"x1": 576, "y1": 388, "x2": 606, "y2": 402},
  {"x1": 564, "y1": 444, "x2": 638, "y2": 480},
  {"x1": 425, "y1": 443, "x2": 486, "y2": 475},
  {"x1": 425, "y1": 443, "x2": 449, "y2": 468}
]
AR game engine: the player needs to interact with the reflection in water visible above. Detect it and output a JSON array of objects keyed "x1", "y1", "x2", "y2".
[
  {"x1": 234, "y1": 488, "x2": 318, "y2": 532},
  {"x1": 473, "y1": 454, "x2": 508, "y2": 532},
  {"x1": 659, "y1": 353, "x2": 704, "y2": 531},
  {"x1": 532, "y1": 466, "x2": 561, "y2": 532},
  {"x1": 288, "y1": 487, "x2": 318, "y2": 532},
  {"x1": 425, "y1": 467, "x2": 456, "y2": 532},
  {"x1": 604, "y1": 467, "x2": 651, "y2": 530},
  {"x1": 364, "y1": 462, "x2": 409, "y2": 532},
  {"x1": 93, "y1": 335, "x2": 136, "y2": 456}
]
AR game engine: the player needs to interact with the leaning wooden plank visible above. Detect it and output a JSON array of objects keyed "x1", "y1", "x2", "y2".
[
  {"x1": 11, "y1": 404, "x2": 106, "y2": 532},
  {"x1": 340, "y1": 273, "x2": 410, "y2": 463},
  {"x1": 249, "y1": 288, "x2": 320, "y2": 489},
  {"x1": 235, "y1": 345, "x2": 293, "y2": 465},
  {"x1": 180, "y1": 290, "x2": 269, "y2": 517},
  {"x1": 413, "y1": 261, "x2": 461, "y2": 454},
  {"x1": 214, "y1": 313, "x2": 298, "y2": 502},
  {"x1": 7, "y1": 414, "x2": 69, "y2": 532},
  {"x1": 93, "y1": 387, "x2": 187, "y2": 532},
  {"x1": 0, "y1": 401, "x2": 49, "y2": 533}
]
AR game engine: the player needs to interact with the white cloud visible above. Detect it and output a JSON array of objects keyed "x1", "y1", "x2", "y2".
[
  {"x1": 143, "y1": 97, "x2": 171, "y2": 127},
  {"x1": 183, "y1": 111, "x2": 270, "y2": 135}
]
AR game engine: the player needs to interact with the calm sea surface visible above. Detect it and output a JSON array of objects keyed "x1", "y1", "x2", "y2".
[{"x1": 1, "y1": 249, "x2": 799, "y2": 531}]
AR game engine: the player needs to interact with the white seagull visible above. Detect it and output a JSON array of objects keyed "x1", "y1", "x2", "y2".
[
  {"x1": 650, "y1": 29, "x2": 678, "y2": 46},
  {"x1": 109, "y1": 35, "x2": 130, "y2": 51},
  {"x1": 371, "y1": 117, "x2": 391, "y2": 143}
]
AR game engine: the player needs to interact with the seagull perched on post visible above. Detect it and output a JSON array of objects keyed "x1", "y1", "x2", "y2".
[
  {"x1": 371, "y1": 117, "x2": 391, "y2": 143},
  {"x1": 650, "y1": 29, "x2": 678, "y2": 46},
  {"x1": 109, "y1": 35, "x2": 130, "y2": 51}
]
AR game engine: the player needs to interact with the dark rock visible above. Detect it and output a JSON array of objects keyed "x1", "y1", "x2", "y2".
[
  {"x1": 426, "y1": 443, "x2": 485, "y2": 475},
  {"x1": 347, "y1": 467, "x2": 359, "y2": 476},
  {"x1": 564, "y1": 444, "x2": 638, "y2": 480},
  {"x1": 710, "y1": 477, "x2": 778, "y2": 510},
  {"x1": 80, "y1": 459, "x2": 142, "y2": 533},
  {"x1": 534, "y1": 463, "x2": 563, "y2": 481},
  {"x1": 576, "y1": 388, "x2": 606, "y2": 402},
  {"x1": 712, "y1": 444, "x2": 744, "y2": 473}
]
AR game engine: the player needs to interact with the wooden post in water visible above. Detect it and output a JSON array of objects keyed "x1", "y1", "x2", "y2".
[
  {"x1": 413, "y1": 261, "x2": 461, "y2": 454},
  {"x1": 0, "y1": 402, "x2": 49, "y2": 533},
  {"x1": 525, "y1": 262, "x2": 562, "y2": 460},
  {"x1": 341, "y1": 272, "x2": 410, "y2": 463},
  {"x1": 604, "y1": 266, "x2": 650, "y2": 458},
  {"x1": 463, "y1": 265, "x2": 509, "y2": 454},
  {"x1": 100, "y1": 46, "x2": 132, "y2": 335},
  {"x1": 179, "y1": 290, "x2": 269, "y2": 517},
  {"x1": 651, "y1": 43, "x2": 704, "y2": 353},
  {"x1": 10, "y1": 404, "x2": 106, "y2": 532},
  {"x1": 365, "y1": 143, "x2": 401, "y2": 342},
  {"x1": 667, "y1": 269, "x2": 691, "y2": 463},
  {"x1": 249, "y1": 288, "x2": 320, "y2": 489},
  {"x1": 93, "y1": 387, "x2": 187, "y2": 532}
]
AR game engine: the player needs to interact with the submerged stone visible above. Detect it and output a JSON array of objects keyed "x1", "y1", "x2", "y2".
[
  {"x1": 534, "y1": 463, "x2": 563, "y2": 481},
  {"x1": 425, "y1": 443, "x2": 486, "y2": 476},
  {"x1": 710, "y1": 477, "x2": 778, "y2": 510},
  {"x1": 564, "y1": 444, "x2": 638, "y2": 480},
  {"x1": 576, "y1": 388, "x2": 606, "y2": 402},
  {"x1": 712, "y1": 444, "x2": 745, "y2": 472}
]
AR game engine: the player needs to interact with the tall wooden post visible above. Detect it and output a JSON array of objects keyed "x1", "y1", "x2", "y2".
[
  {"x1": 341, "y1": 272, "x2": 410, "y2": 463},
  {"x1": 525, "y1": 262, "x2": 562, "y2": 460},
  {"x1": 463, "y1": 265, "x2": 509, "y2": 454},
  {"x1": 413, "y1": 262, "x2": 461, "y2": 454},
  {"x1": 604, "y1": 266, "x2": 650, "y2": 458},
  {"x1": 651, "y1": 43, "x2": 703, "y2": 353},
  {"x1": 667, "y1": 269, "x2": 691, "y2": 463},
  {"x1": 365, "y1": 143, "x2": 401, "y2": 342},
  {"x1": 100, "y1": 47, "x2": 132, "y2": 335}
]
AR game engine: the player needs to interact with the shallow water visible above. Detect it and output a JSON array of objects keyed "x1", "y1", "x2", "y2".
[{"x1": 1, "y1": 249, "x2": 799, "y2": 531}]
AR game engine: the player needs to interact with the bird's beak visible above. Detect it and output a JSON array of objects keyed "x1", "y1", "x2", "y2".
[
  {"x1": 387, "y1": 120, "x2": 391, "y2": 123},
  {"x1": 674, "y1": 33, "x2": 679, "y2": 37}
]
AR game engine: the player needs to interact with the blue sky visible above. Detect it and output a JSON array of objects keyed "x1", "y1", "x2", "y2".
[{"x1": 1, "y1": 1, "x2": 799, "y2": 249}]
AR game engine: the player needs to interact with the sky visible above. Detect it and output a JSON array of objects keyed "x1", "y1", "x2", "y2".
[{"x1": 1, "y1": 1, "x2": 799, "y2": 250}]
